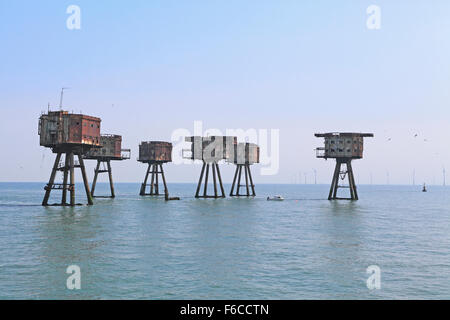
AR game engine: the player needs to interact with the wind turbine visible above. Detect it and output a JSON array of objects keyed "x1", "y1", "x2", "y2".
[{"x1": 443, "y1": 167, "x2": 446, "y2": 186}]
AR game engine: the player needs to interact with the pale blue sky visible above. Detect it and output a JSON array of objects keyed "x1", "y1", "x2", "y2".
[{"x1": 1, "y1": 0, "x2": 449, "y2": 184}]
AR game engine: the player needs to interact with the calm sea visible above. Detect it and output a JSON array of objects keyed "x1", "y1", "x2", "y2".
[{"x1": 0, "y1": 182, "x2": 449, "y2": 299}]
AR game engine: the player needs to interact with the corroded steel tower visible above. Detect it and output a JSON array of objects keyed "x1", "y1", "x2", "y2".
[
  {"x1": 138, "y1": 141, "x2": 173, "y2": 199},
  {"x1": 183, "y1": 136, "x2": 237, "y2": 198},
  {"x1": 83, "y1": 134, "x2": 131, "y2": 198},
  {"x1": 39, "y1": 110, "x2": 101, "y2": 206},
  {"x1": 315, "y1": 132, "x2": 374, "y2": 200},
  {"x1": 227, "y1": 142, "x2": 260, "y2": 197}
]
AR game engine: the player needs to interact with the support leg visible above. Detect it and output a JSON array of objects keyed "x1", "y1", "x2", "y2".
[
  {"x1": 244, "y1": 164, "x2": 250, "y2": 196},
  {"x1": 155, "y1": 164, "x2": 160, "y2": 195},
  {"x1": 236, "y1": 165, "x2": 243, "y2": 196},
  {"x1": 230, "y1": 165, "x2": 239, "y2": 196},
  {"x1": 77, "y1": 153, "x2": 93, "y2": 205},
  {"x1": 332, "y1": 161, "x2": 342, "y2": 200},
  {"x1": 345, "y1": 162, "x2": 354, "y2": 200},
  {"x1": 61, "y1": 153, "x2": 70, "y2": 205},
  {"x1": 203, "y1": 164, "x2": 210, "y2": 197},
  {"x1": 347, "y1": 161, "x2": 358, "y2": 200},
  {"x1": 215, "y1": 163, "x2": 225, "y2": 198},
  {"x1": 42, "y1": 152, "x2": 62, "y2": 206},
  {"x1": 91, "y1": 160, "x2": 101, "y2": 197},
  {"x1": 328, "y1": 161, "x2": 340, "y2": 200},
  {"x1": 247, "y1": 165, "x2": 256, "y2": 196},
  {"x1": 150, "y1": 164, "x2": 156, "y2": 195},
  {"x1": 195, "y1": 162, "x2": 206, "y2": 198},
  {"x1": 107, "y1": 160, "x2": 115, "y2": 198},
  {"x1": 160, "y1": 164, "x2": 169, "y2": 200},
  {"x1": 212, "y1": 163, "x2": 218, "y2": 198},
  {"x1": 69, "y1": 152, "x2": 75, "y2": 206},
  {"x1": 140, "y1": 163, "x2": 151, "y2": 195}
]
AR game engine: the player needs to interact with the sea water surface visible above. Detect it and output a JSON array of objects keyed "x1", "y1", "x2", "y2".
[{"x1": 0, "y1": 182, "x2": 449, "y2": 299}]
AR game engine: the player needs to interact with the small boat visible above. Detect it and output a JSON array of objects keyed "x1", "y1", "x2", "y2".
[{"x1": 267, "y1": 195, "x2": 284, "y2": 201}]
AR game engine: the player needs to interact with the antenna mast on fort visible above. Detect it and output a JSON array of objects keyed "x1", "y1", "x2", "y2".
[{"x1": 59, "y1": 87, "x2": 70, "y2": 110}]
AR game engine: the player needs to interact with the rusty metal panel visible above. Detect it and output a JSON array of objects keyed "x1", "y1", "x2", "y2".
[
  {"x1": 185, "y1": 136, "x2": 203, "y2": 160},
  {"x1": 39, "y1": 111, "x2": 65, "y2": 146},
  {"x1": 115, "y1": 138, "x2": 121, "y2": 157},
  {"x1": 84, "y1": 135, "x2": 122, "y2": 159},
  {"x1": 222, "y1": 136, "x2": 238, "y2": 161},
  {"x1": 227, "y1": 142, "x2": 260, "y2": 164},
  {"x1": 80, "y1": 116, "x2": 101, "y2": 145},
  {"x1": 138, "y1": 141, "x2": 172, "y2": 163},
  {"x1": 67, "y1": 114, "x2": 81, "y2": 144},
  {"x1": 39, "y1": 111, "x2": 101, "y2": 148},
  {"x1": 202, "y1": 136, "x2": 224, "y2": 163},
  {"x1": 247, "y1": 143, "x2": 260, "y2": 164},
  {"x1": 184, "y1": 136, "x2": 237, "y2": 162}
]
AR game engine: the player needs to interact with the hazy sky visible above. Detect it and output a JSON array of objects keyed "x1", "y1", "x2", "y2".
[{"x1": 1, "y1": 0, "x2": 450, "y2": 185}]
